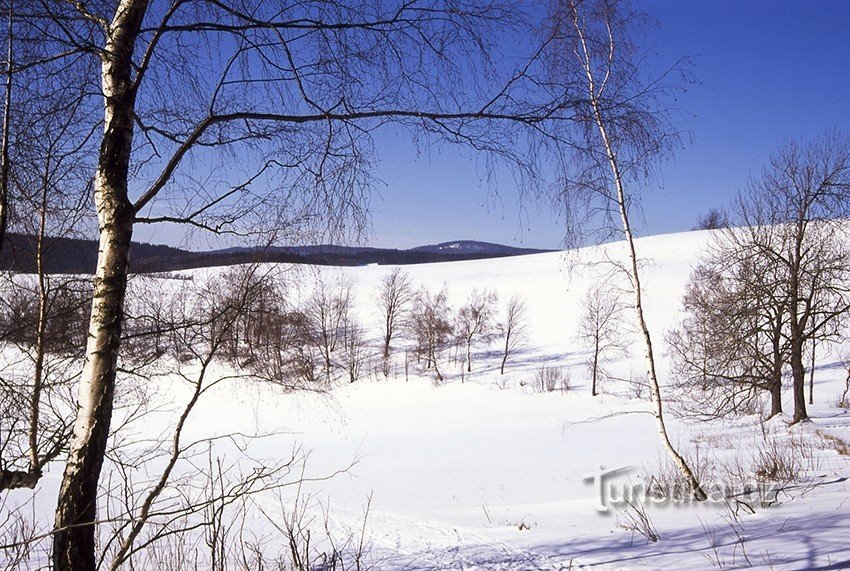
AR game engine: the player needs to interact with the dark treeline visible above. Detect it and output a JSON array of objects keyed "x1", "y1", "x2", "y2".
[{"x1": 0, "y1": 233, "x2": 552, "y2": 274}]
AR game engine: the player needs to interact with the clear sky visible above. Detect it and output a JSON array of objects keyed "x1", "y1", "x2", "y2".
[
  {"x1": 131, "y1": 1, "x2": 850, "y2": 251},
  {"x1": 363, "y1": 0, "x2": 850, "y2": 249}
]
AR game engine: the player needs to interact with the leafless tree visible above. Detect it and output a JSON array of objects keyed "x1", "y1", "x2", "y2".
[
  {"x1": 0, "y1": 65, "x2": 94, "y2": 491},
  {"x1": 376, "y1": 268, "x2": 413, "y2": 361},
  {"x1": 730, "y1": 134, "x2": 850, "y2": 423},
  {"x1": 667, "y1": 259, "x2": 788, "y2": 419},
  {"x1": 408, "y1": 287, "x2": 453, "y2": 382},
  {"x1": 456, "y1": 289, "x2": 498, "y2": 373},
  {"x1": 839, "y1": 355, "x2": 850, "y2": 409},
  {"x1": 500, "y1": 294, "x2": 529, "y2": 375},
  {"x1": 576, "y1": 285, "x2": 629, "y2": 396},
  {"x1": 341, "y1": 316, "x2": 367, "y2": 384},
  {"x1": 694, "y1": 208, "x2": 729, "y2": 231},
  {"x1": 303, "y1": 275, "x2": 354, "y2": 386},
  {"x1": 99, "y1": 264, "x2": 302, "y2": 571},
  {"x1": 547, "y1": 0, "x2": 707, "y2": 499}
]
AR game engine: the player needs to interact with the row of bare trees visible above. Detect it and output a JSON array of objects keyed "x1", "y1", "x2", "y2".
[{"x1": 376, "y1": 268, "x2": 532, "y2": 382}]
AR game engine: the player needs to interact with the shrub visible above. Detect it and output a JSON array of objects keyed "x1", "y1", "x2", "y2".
[{"x1": 533, "y1": 365, "x2": 570, "y2": 393}]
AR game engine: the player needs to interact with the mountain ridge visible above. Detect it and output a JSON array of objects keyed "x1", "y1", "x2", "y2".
[{"x1": 0, "y1": 233, "x2": 555, "y2": 274}]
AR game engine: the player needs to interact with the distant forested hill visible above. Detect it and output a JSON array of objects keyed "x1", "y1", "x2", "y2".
[{"x1": 0, "y1": 234, "x2": 553, "y2": 274}]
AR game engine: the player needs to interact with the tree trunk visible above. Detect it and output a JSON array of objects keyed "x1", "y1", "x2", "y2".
[
  {"x1": 500, "y1": 329, "x2": 510, "y2": 374},
  {"x1": 0, "y1": 0, "x2": 13, "y2": 255},
  {"x1": 808, "y1": 341, "x2": 815, "y2": 406},
  {"x1": 768, "y1": 326, "x2": 783, "y2": 418},
  {"x1": 789, "y1": 321, "x2": 808, "y2": 423},
  {"x1": 573, "y1": 11, "x2": 705, "y2": 499},
  {"x1": 788, "y1": 213, "x2": 809, "y2": 424},
  {"x1": 591, "y1": 338, "x2": 599, "y2": 397},
  {"x1": 596, "y1": 112, "x2": 706, "y2": 499},
  {"x1": 770, "y1": 377, "x2": 782, "y2": 418},
  {"x1": 383, "y1": 314, "x2": 392, "y2": 359},
  {"x1": 53, "y1": 2, "x2": 147, "y2": 568},
  {"x1": 466, "y1": 337, "x2": 472, "y2": 372},
  {"x1": 53, "y1": 195, "x2": 134, "y2": 571},
  {"x1": 29, "y1": 153, "x2": 50, "y2": 474}
]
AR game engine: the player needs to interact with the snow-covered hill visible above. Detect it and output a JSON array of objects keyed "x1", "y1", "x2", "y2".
[{"x1": 17, "y1": 229, "x2": 850, "y2": 569}]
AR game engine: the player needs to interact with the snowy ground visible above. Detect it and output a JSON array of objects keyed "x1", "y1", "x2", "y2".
[{"x1": 15, "y1": 229, "x2": 850, "y2": 569}]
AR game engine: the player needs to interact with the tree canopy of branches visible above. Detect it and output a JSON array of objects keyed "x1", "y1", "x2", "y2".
[
  {"x1": 1, "y1": 2, "x2": 585, "y2": 566},
  {"x1": 729, "y1": 134, "x2": 850, "y2": 423},
  {"x1": 668, "y1": 260, "x2": 788, "y2": 419},
  {"x1": 670, "y1": 134, "x2": 850, "y2": 423},
  {"x1": 694, "y1": 208, "x2": 728, "y2": 231},
  {"x1": 409, "y1": 287, "x2": 453, "y2": 382},
  {"x1": 376, "y1": 267, "x2": 413, "y2": 361}
]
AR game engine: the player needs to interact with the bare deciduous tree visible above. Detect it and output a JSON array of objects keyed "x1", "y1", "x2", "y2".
[
  {"x1": 341, "y1": 316, "x2": 367, "y2": 384},
  {"x1": 456, "y1": 289, "x2": 498, "y2": 373},
  {"x1": 10, "y1": 0, "x2": 591, "y2": 564},
  {"x1": 0, "y1": 1, "x2": 12, "y2": 254},
  {"x1": 576, "y1": 285, "x2": 629, "y2": 396},
  {"x1": 727, "y1": 134, "x2": 850, "y2": 423},
  {"x1": 667, "y1": 260, "x2": 788, "y2": 419},
  {"x1": 304, "y1": 275, "x2": 354, "y2": 386},
  {"x1": 0, "y1": 69, "x2": 93, "y2": 491},
  {"x1": 376, "y1": 268, "x2": 413, "y2": 361},
  {"x1": 409, "y1": 287, "x2": 453, "y2": 382},
  {"x1": 694, "y1": 208, "x2": 728, "y2": 231},
  {"x1": 500, "y1": 294, "x2": 529, "y2": 375},
  {"x1": 101, "y1": 264, "x2": 299, "y2": 570}
]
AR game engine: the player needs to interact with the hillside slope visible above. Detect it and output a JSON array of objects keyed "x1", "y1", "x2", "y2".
[{"x1": 16, "y1": 229, "x2": 850, "y2": 569}]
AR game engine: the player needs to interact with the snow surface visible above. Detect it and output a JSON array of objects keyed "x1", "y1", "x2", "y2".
[{"x1": 16, "y1": 229, "x2": 850, "y2": 569}]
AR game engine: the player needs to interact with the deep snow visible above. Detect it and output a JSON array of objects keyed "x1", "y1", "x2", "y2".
[{"x1": 12, "y1": 229, "x2": 850, "y2": 570}]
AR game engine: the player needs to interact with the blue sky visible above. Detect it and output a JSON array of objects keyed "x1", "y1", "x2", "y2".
[
  {"x1": 133, "y1": 1, "x2": 850, "y2": 251},
  {"x1": 365, "y1": 0, "x2": 850, "y2": 249}
]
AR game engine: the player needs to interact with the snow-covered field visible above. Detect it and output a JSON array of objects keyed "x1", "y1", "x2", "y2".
[{"x1": 16, "y1": 229, "x2": 850, "y2": 569}]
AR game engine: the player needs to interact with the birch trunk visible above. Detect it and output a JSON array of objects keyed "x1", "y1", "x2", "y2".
[
  {"x1": 0, "y1": 0, "x2": 13, "y2": 254},
  {"x1": 29, "y1": 152, "x2": 50, "y2": 474},
  {"x1": 571, "y1": 6, "x2": 707, "y2": 500},
  {"x1": 591, "y1": 335, "x2": 599, "y2": 397},
  {"x1": 53, "y1": 2, "x2": 147, "y2": 568}
]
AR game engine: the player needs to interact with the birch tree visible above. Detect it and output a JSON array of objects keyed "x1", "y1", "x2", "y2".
[
  {"x1": 0, "y1": 1, "x2": 12, "y2": 254},
  {"x1": 456, "y1": 288, "x2": 497, "y2": 372},
  {"x1": 576, "y1": 285, "x2": 629, "y2": 396},
  {"x1": 409, "y1": 287, "x2": 453, "y2": 381},
  {"x1": 376, "y1": 267, "x2": 413, "y2": 361},
  {"x1": 499, "y1": 294, "x2": 529, "y2": 375},
  {"x1": 0, "y1": 59, "x2": 94, "y2": 491},
  {"x1": 548, "y1": 0, "x2": 707, "y2": 500}
]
